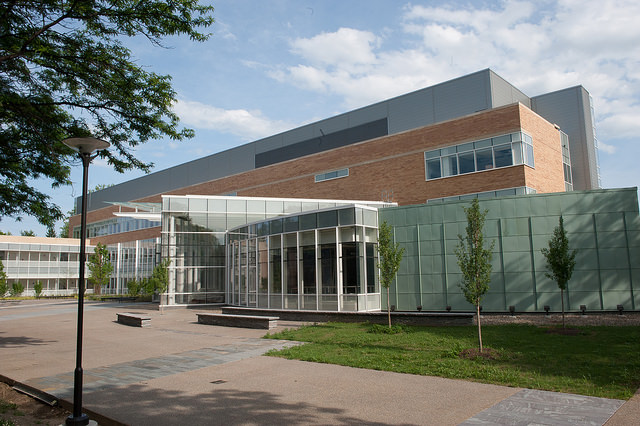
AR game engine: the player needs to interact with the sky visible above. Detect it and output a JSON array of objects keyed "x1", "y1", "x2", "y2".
[{"x1": 3, "y1": 0, "x2": 640, "y2": 236}]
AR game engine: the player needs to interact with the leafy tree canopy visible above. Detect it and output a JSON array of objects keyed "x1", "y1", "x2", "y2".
[{"x1": 0, "y1": 0, "x2": 215, "y2": 228}]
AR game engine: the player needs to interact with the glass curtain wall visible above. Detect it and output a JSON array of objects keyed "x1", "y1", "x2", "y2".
[
  {"x1": 229, "y1": 206, "x2": 380, "y2": 312},
  {"x1": 162, "y1": 195, "x2": 392, "y2": 306}
]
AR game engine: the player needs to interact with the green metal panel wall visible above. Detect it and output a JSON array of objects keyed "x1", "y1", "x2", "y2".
[{"x1": 379, "y1": 188, "x2": 640, "y2": 312}]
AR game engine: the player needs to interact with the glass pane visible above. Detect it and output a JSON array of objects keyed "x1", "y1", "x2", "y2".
[
  {"x1": 169, "y1": 198, "x2": 188, "y2": 212},
  {"x1": 424, "y1": 149, "x2": 440, "y2": 159},
  {"x1": 442, "y1": 154, "x2": 458, "y2": 177},
  {"x1": 493, "y1": 144, "x2": 513, "y2": 168},
  {"x1": 459, "y1": 151, "x2": 475, "y2": 174},
  {"x1": 317, "y1": 210, "x2": 338, "y2": 228},
  {"x1": 284, "y1": 216, "x2": 298, "y2": 232},
  {"x1": 476, "y1": 148, "x2": 494, "y2": 171},
  {"x1": 189, "y1": 198, "x2": 207, "y2": 212},
  {"x1": 474, "y1": 138, "x2": 491, "y2": 149},
  {"x1": 299, "y1": 213, "x2": 317, "y2": 230},
  {"x1": 458, "y1": 142, "x2": 474, "y2": 152},
  {"x1": 338, "y1": 208, "x2": 355, "y2": 226},
  {"x1": 426, "y1": 158, "x2": 441, "y2": 179},
  {"x1": 208, "y1": 198, "x2": 227, "y2": 213},
  {"x1": 525, "y1": 143, "x2": 535, "y2": 167},
  {"x1": 512, "y1": 142, "x2": 524, "y2": 164},
  {"x1": 491, "y1": 134, "x2": 511, "y2": 145}
]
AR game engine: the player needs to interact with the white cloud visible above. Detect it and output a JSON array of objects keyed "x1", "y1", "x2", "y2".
[
  {"x1": 597, "y1": 141, "x2": 616, "y2": 154},
  {"x1": 271, "y1": 0, "x2": 640, "y2": 147},
  {"x1": 174, "y1": 99, "x2": 294, "y2": 141}
]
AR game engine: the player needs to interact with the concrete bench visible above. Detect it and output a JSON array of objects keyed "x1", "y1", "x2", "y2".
[
  {"x1": 103, "y1": 296, "x2": 137, "y2": 303},
  {"x1": 117, "y1": 312, "x2": 151, "y2": 327},
  {"x1": 197, "y1": 313, "x2": 278, "y2": 330}
]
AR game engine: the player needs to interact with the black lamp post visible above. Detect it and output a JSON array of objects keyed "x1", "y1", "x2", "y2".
[{"x1": 63, "y1": 137, "x2": 110, "y2": 426}]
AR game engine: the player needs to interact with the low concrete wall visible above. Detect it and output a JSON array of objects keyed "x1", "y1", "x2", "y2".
[{"x1": 220, "y1": 307, "x2": 474, "y2": 326}]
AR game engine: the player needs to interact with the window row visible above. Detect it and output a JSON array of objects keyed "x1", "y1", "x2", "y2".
[
  {"x1": 74, "y1": 217, "x2": 160, "y2": 238},
  {"x1": 427, "y1": 187, "x2": 537, "y2": 203},
  {"x1": 425, "y1": 132, "x2": 534, "y2": 180},
  {"x1": 315, "y1": 168, "x2": 349, "y2": 183}
]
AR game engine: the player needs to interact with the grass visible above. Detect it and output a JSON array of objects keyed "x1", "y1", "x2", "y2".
[{"x1": 265, "y1": 322, "x2": 640, "y2": 400}]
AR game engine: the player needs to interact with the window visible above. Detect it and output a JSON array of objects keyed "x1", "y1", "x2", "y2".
[
  {"x1": 425, "y1": 132, "x2": 534, "y2": 180},
  {"x1": 426, "y1": 158, "x2": 441, "y2": 179},
  {"x1": 315, "y1": 168, "x2": 349, "y2": 183}
]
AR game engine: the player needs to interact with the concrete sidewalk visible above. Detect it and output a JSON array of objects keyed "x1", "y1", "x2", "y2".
[{"x1": 0, "y1": 300, "x2": 632, "y2": 425}]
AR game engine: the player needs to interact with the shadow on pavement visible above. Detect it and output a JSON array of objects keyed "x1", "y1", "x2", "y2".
[{"x1": 88, "y1": 383, "x2": 404, "y2": 426}]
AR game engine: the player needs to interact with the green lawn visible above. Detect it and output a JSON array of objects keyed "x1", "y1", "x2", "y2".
[{"x1": 265, "y1": 322, "x2": 640, "y2": 400}]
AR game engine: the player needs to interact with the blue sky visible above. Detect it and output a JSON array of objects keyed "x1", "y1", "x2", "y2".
[{"x1": 4, "y1": 0, "x2": 640, "y2": 235}]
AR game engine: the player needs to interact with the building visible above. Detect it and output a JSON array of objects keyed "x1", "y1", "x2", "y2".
[
  {"x1": 62, "y1": 69, "x2": 637, "y2": 312},
  {"x1": 0, "y1": 236, "x2": 93, "y2": 297}
]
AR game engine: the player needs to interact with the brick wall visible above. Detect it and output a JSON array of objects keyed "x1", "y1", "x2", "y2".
[{"x1": 75, "y1": 102, "x2": 567, "y2": 231}]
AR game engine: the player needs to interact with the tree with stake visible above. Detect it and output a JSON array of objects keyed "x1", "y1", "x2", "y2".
[
  {"x1": 87, "y1": 243, "x2": 113, "y2": 295},
  {"x1": 377, "y1": 221, "x2": 405, "y2": 328},
  {"x1": 455, "y1": 198, "x2": 495, "y2": 353},
  {"x1": 541, "y1": 216, "x2": 577, "y2": 329},
  {"x1": 144, "y1": 258, "x2": 171, "y2": 296}
]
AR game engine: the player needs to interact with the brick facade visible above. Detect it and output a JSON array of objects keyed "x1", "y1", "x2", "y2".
[{"x1": 73, "y1": 102, "x2": 567, "y2": 234}]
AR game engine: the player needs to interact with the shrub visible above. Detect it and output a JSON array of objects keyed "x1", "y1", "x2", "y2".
[
  {"x1": 126, "y1": 279, "x2": 141, "y2": 297},
  {"x1": 10, "y1": 282, "x2": 24, "y2": 297},
  {"x1": 369, "y1": 323, "x2": 408, "y2": 334},
  {"x1": 33, "y1": 281, "x2": 43, "y2": 298}
]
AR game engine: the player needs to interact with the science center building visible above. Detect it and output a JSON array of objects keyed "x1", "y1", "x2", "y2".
[{"x1": 68, "y1": 69, "x2": 640, "y2": 313}]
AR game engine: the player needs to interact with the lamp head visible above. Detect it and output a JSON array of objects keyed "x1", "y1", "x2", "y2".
[{"x1": 63, "y1": 137, "x2": 110, "y2": 155}]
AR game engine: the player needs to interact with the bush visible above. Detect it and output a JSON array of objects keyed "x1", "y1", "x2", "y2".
[
  {"x1": 126, "y1": 279, "x2": 141, "y2": 297},
  {"x1": 33, "y1": 281, "x2": 43, "y2": 298},
  {"x1": 0, "y1": 282, "x2": 8, "y2": 298},
  {"x1": 369, "y1": 323, "x2": 408, "y2": 334},
  {"x1": 10, "y1": 282, "x2": 24, "y2": 297}
]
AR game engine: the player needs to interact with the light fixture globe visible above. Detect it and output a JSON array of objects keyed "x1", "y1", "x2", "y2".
[{"x1": 63, "y1": 137, "x2": 110, "y2": 154}]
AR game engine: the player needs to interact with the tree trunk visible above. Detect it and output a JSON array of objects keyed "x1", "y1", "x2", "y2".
[
  {"x1": 561, "y1": 288, "x2": 565, "y2": 329},
  {"x1": 387, "y1": 286, "x2": 391, "y2": 328},
  {"x1": 477, "y1": 302, "x2": 483, "y2": 353},
  {"x1": 94, "y1": 284, "x2": 101, "y2": 295}
]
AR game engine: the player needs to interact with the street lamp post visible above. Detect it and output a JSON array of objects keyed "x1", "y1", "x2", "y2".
[{"x1": 63, "y1": 137, "x2": 110, "y2": 426}]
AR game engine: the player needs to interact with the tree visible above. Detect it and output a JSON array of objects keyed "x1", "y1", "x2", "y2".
[
  {"x1": 87, "y1": 243, "x2": 112, "y2": 295},
  {"x1": 0, "y1": 259, "x2": 8, "y2": 297},
  {"x1": 143, "y1": 258, "x2": 171, "y2": 296},
  {"x1": 20, "y1": 230, "x2": 36, "y2": 236},
  {"x1": 10, "y1": 282, "x2": 24, "y2": 297},
  {"x1": 33, "y1": 280, "x2": 43, "y2": 298},
  {"x1": 46, "y1": 226, "x2": 57, "y2": 238},
  {"x1": 455, "y1": 198, "x2": 495, "y2": 353},
  {"x1": 377, "y1": 221, "x2": 405, "y2": 328},
  {"x1": 127, "y1": 279, "x2": 141, "y2": 297},
  {"x1": 541, "y1": 216, "x2": 577, "y2": 329},
  {"x1": 0, "y1": 1, "x2": 215, "y2": 228},
  {"x1": 59, "y1": 209, "x2": 75, "y2": 238},
  {"x1": 0, "y1": 231, "x2": 12, "y2": 235}
]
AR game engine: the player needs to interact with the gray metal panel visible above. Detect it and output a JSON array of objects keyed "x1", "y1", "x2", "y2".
[
  {"x1": 281, "y1": 124, "x2": 314, "y2": 146},
  {"x1": 205, "y1": 143, "x2": 256, "y2": 179},
  {"x1": 347, "y1": 103, "x2": 388, "y2": 128},
  {"x1": 254, "y1": 134, "x2": 284, "y2": 154},
  {"x1": 388, "y1": 87, "x2": 435, "y2": 134},
  {"x1": 313, "y1": 114, "x2": 349, "y2": 136},
  {"x1": 489, "y1": 71, "x2": 531, "y2": 108},
  {"x1": 85, "y1": 143, "x2": 257, "y2": 210},
  {"x1": 433, "y1": 70, "x2": 491, "y2": 122},
  {"x1": 531, "y1": 86, "x2": 598, "y2": 190}
]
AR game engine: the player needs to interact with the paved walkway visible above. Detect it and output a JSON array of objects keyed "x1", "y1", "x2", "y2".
[{"x1": 0, "y1": 300, "x2": 634, "y2": 425}]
